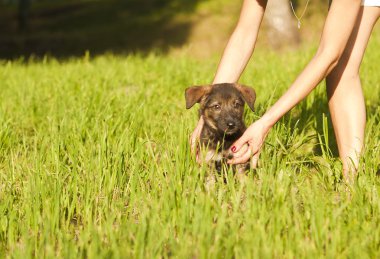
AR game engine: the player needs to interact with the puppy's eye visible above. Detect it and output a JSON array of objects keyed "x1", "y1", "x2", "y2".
[{"x1": 213, "y1": 104, "x2": 221, "y2": 110}]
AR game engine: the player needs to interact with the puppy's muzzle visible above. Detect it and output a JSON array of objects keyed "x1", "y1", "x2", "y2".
[{"x1": 222, "y1": 120, "x2": 240, "y2": 135}]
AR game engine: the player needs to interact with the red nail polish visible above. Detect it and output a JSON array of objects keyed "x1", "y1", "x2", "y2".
[{"x1": 231, "y1": 146, "x2": 236, "y2": 152}]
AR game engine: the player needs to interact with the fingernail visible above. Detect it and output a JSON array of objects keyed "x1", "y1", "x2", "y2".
[{"x1": 231, "y1": 146, "x2": 236, "y2": 152}]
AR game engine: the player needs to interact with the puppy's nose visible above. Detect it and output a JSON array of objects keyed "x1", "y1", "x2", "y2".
[{"x1": 227, "y1": 122, "x2": 235, "y2": 128}]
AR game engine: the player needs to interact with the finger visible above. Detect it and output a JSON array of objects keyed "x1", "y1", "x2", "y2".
[
  {"x1": 196, "y1": 151, "x2": 201, "y2": 164},
  {"x1": 227, "y1": 148, "x2": 251, "y2": 164},
  {"x1": 190, "y1": 127, "x2": 201, "y2": 152},
  {"x1": 230, "y1": 134, "x2": 249, "y2": 153},
  {"x1": 232, "y1": 143, "x2": 248, "y2": 158},
  {"x1": 250, "y1": 149, "x2": 261, "y2": 169},
  {"x1": 190, "y1": 132, "x2": 199, "y2": 154},
  {"x1": 190, "y1": 117, "x2": 204, "y2": 153}
]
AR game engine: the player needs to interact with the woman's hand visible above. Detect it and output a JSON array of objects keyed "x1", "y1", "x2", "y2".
[
  {"x1": 227, "y1": 118, "x2": 271, "y2": 168},
  {"x1": 189, "y1": 116, "x2": 204, "y2": 163}
]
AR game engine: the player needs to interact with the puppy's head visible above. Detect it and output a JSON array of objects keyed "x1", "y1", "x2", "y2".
[{"x1": 185, "y1": 83, "x2": 256, "y2": 135}]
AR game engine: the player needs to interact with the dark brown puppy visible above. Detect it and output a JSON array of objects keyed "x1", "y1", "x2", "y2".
[{"x1": 185, "y1": 83, "x2": 256, "y2": 174}]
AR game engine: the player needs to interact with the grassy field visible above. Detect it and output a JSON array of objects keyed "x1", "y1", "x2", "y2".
[{"x1": 0, "y1": 30, "x2": 380, "y2": 258}]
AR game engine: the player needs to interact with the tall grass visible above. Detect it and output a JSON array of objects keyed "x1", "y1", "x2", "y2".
[{"x1": 0, "y1": 33, "x2": 379, "y2": 258}]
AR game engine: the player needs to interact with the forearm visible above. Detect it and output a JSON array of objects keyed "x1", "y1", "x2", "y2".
[
  {"x1": 213, "y1": 0, "x2": 267, "y2": 84},
  {"x1": 261, "y1": 55, "x2": 335, "y2": 127},
  {"x1": 261, "y1": 0, "x2": 362, "y2": 128}
]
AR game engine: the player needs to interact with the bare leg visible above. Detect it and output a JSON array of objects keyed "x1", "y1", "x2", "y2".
[{"x1": 326, "y1": 7, "x2": 380, "y2": 180}]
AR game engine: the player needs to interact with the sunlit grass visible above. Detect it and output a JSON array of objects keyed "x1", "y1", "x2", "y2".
[{"x1": 0, "y1": 33, "x2": 379, "y2": 257}]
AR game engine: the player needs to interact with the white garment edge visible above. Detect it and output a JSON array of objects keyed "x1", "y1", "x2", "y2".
[{"x1": 362, "y1": 0, "x2": 380, "y2": 6}]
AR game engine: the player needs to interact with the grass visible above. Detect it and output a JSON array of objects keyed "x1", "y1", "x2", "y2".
[{"x1": 0, "y1": 31, "x2": 380, "y2": 258}]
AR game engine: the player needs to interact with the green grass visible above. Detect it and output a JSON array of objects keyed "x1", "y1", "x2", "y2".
[{"x1": 0, "y1": 33, "x2": 380, "y2": 258}]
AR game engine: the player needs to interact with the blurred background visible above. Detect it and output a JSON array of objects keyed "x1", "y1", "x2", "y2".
[{"x1": 0, "y1": 0, "x2": 356, "y2": 59}]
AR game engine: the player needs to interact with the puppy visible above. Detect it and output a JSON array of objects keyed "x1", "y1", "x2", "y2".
[{"x1": 185, "y1": 83, "x2": 256, "y2": 174}]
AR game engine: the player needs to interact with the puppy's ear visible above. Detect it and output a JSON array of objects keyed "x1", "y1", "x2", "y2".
[
  {"x1": 185, "y1": 85, "x2": 211, "y2": 109},
  {"x1": 235, "y1": 84, "x2": 256, "y2": 111}
]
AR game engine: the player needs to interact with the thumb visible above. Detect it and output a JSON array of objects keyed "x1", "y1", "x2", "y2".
[{"x1": 230, "y1": 133, "x2": 249, "y2": 153}]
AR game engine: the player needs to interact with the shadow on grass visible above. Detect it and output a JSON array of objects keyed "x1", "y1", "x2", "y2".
[
  {"x1": 0, "y1": 0, "x2": 201, "y2": 59},
  {"x1": 286, "y1": 86, "x2": 339, "y2": 157},
  {"x1": 287, "y1": 84, "x2": 379, "y2": 160}
]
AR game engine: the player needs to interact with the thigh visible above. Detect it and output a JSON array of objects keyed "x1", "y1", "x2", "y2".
[{"x1": 339, "y1": 7, "x2": 380, "y2": 74}]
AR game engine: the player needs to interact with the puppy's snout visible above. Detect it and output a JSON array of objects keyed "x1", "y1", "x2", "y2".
[{"x1": 227, "y1": 121, "x2": 235, "y2": 128}]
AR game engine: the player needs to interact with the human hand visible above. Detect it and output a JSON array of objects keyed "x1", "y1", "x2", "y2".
[
  {"x1": 227, "y1": 118, "x2": 271, "y2": 168},
  {"x1": 189, "y1": 116, "x2": 204, "y2": 163}
]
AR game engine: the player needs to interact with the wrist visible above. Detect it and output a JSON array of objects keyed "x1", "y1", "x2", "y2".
[{"x1": 259, "y1": 113, "x2": 275, "y2": 131}]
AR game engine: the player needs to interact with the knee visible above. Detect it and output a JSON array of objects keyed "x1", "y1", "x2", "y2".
[
  {"x1": 326, "y1": 62, "x2": 360, "y2": 87},
  {"x1": 326, "y1": 54, "x2": 361, "y2": 85}
]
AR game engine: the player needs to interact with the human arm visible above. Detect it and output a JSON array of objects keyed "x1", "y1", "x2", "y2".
[
  {"x1": 190, "y1": 0, "x2": 267, "y2": 155},
  {"x1": 213, "y1": 0, "x2": 267, "y2": 84},
  {"x1": 228, "y1": 0, "x2": 362, "y2": 165}
]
